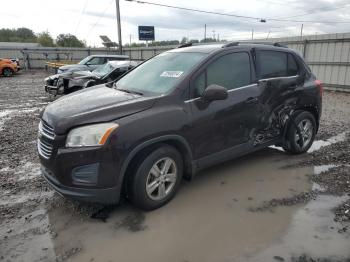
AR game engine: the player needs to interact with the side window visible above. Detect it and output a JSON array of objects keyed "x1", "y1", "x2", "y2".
[
  {"x1": 257, "y1": 50, "x2": 288, "y2": 79},
  {"x1": 87, "y1": 57, "x2": 105, "y2": 65},
  {"x1": 287, "y1": 54, "x2": 299, "y2": 76},
  {"x1": 193, "y1": 52, "x2": 251, "y2": 97},
  {"x1": 108, "y1": 57, "x2": 127, "y2": 61}
]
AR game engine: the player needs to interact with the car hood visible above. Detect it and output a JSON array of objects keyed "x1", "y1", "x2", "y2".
[
  {"x1": 46, "y1": 70, "x2": 94, "y2": 81},
  {"x1": 72, "y1": 70, "x2": 95, "y2": 78},
  {"x1": 42, "y1": 85, "x2": 157, "y2": 134}
]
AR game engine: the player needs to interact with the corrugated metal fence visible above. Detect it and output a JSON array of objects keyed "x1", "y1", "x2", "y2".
[
  {"x1": 1, "y1": 32, "x2": 350, "y2": 91},
  {"x1": 276, "y1": 33, "x2": 350, "y2": 91}
]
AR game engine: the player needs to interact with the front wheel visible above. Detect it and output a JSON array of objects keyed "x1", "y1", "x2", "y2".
[
  {"x1": 283, "y1": 111, "x2": 316, "y2": 154},
  {"x1": 2, "y1": 68, "x2": 14, "y2": 77},
  {"x1": 128, "y1": 145, "x2": 183, "y2": 210}
]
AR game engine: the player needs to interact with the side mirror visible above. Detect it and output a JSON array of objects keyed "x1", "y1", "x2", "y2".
[{"x1": 202, "y1": 84, "x2": 228, "y2": 102}]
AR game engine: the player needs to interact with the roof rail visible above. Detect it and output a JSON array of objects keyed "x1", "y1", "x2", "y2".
[
  {"x1": 222, "y1": 41, "x2": 287, "y2": 48},
  {"x1": 221, "y1": 42, "x2": 239, "y2": 48},
  {"x1": 178, "y1": 43, "x2": 193, "y2": 48}
]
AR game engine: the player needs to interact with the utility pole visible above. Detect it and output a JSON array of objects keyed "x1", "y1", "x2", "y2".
[
  {"x1": 266, "y1": 30, "x2": 271, "y2": 40},
  {"x1": 115, "y1": 0, "x2": 123, "y2": 54},
  {"x1": 251, "y1": 29, "x2": 254, "y2": 40},
  {"x1": 300, "y1": 24, "x2": 304, "y2": 39},
  {"x1": 212, "y1": 30, "x2": 216, "y2": 40},
  {"x1": 204, "y1": 24, "x2": 207, "y2": 43},
  {"x1": 129, "y1": 34, "x2": 132, "y2": 47}
]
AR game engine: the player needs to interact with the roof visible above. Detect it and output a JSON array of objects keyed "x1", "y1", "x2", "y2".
[
  {"x1": 89, "y1": 54, "x2": 129, "y2": 58},
  {"x1": 169, "y1": 42, "x2": 292, "y2": 54},
  {"x1": 108, "y1": 60, "x2": 139, "y2": 68},
  {"x1": 169, "y1": 44, "x2": 225, "y2": 54}
]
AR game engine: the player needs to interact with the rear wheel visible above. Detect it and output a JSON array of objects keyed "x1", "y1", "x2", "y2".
[
  {"x1": 128, "y1": 145, "x2": 183, "y2": 210},
  {"x1": 283, "y1": 111, "x2": 316, "y2": 154},
  {"x1": 2, "y1": 68, "x2": 13, "y2": 77}
]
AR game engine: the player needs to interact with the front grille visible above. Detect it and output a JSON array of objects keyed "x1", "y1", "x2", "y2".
[
  {"x1": 39, "y1": 121, "x2": 55, "y2": 140},
  {"x1": 38, "y1": 121, "x2": 55, "y2": 159},
  {"x1": 38, "y1": 139, "x2": 53, "y2": 159}
]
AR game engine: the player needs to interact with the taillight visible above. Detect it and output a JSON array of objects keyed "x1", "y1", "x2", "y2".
[{"x1": 315, "y1": 80, "x2": 323, "y2": 96}]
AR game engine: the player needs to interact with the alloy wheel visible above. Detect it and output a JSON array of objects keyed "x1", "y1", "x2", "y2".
[
  {"x1": 294, "y1": 119, "x2": 314, "y2": 150},
  {"x1": 145, "y1": 157, "x2": 178, "y2": 201}
]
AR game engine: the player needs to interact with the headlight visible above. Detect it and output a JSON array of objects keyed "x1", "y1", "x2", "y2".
[{"x1": 66, "y1": 123, "x2": 119, "y2": 147}]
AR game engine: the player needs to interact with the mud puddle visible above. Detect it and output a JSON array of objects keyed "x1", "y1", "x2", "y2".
[
  {"x1": 7, "y1": 149, "x2": 331, "y2": 262},
  {"x1": 248, "y1": 194, "x2": 350, "y2": 262},
  {"x1": 2, "y1": 148, "x2": 348, "y2": 262}
]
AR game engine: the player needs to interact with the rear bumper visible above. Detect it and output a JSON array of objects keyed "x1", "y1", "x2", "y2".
[{"x1": 41, "y1": 165, "x2": 121, "y2": 204}]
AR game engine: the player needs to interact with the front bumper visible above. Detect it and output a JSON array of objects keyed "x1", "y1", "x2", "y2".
[
  {"x1": 38, "y1": 129, "x2": 125, "y2": 204},
  {"x1": 42, "y1": 165, "x2": 121, "y2": 204},
  {"x1": 45, "y1": 85, "x2": 59, "y2": 95}
]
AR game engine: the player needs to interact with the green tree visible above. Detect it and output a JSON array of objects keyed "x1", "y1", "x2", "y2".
[
  {"x1": 180, "y1": 37, "x2": 188, "y2": 44},
  {"x1": 200, "y1": 37, "x2": 218, "y2": 43},
  {"x1": 0, "y1": 27, "x2": 37, "y2": 42},
  {"x1": 16, "y1": 27, "x2": 37, "y2": 42},
  {"x1": 56, "y1": 34, "x2": 85, "y2": 48},
  {"x1": 37, "y1": 31, "x2": 55, "y2": 47}
]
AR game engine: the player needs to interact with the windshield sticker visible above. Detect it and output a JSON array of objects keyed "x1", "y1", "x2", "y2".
[{"x1": 160, "y1": 71, "x2": 184, "y2": 78}]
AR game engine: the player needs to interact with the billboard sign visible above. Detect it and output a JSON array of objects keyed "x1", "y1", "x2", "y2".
[{"x1": 138, "y1": 26, "x2": 155, "y2": 41}]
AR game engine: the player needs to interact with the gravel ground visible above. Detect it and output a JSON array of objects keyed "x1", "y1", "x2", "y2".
[{"x1": 0, "y1": 71, "x2": 350, "y2": 261}]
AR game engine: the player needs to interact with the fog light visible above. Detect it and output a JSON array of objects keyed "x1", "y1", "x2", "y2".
[{"x1": 71, "y1": 163, "x2": 99, "y2": 186}]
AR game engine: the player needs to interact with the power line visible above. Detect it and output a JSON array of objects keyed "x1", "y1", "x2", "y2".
[
  {"x1": 125, "y1": 0, "x2": 350, "y2": 24},
  {"x1": 86, "y1": 0, "x2": 114, "y2": 38},
  {"x1": 125, "y1": 0, "x2": 264, "y2": 22},
  {"x1": 75, "y1": 0, "x2": 90, "y2": 34}
]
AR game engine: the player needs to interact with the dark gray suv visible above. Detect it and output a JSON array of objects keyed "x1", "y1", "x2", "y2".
[{"x1": 38, "y1": 42, "x2": 322, "y2": 210}]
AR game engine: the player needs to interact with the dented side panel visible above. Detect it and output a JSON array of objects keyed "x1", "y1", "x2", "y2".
[{"x1": 252, "y1": 75, "x2": 320, "y2": 146}]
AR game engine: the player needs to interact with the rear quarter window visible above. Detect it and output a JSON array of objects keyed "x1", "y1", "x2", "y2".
[{"x1": 257, "y1": 50, "x2": 299, "y2": 79}]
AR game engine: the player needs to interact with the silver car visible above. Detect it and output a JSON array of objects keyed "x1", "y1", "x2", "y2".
[{"x1": 57, "y1": 54, "x2": 129, "y2": 74}]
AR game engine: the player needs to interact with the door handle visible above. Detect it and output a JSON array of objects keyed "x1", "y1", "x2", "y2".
[{"x1": 245, "y1": 97, "x2": 258, "y2": 104}]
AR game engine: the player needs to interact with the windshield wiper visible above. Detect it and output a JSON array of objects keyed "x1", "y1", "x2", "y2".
[{"x1": 116, "y1": 88, "x2": 143, "y2": 96}]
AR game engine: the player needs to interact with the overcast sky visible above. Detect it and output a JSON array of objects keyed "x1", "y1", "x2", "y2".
[{"x1": 2, "y1": 0, "x2": 350, "y2": 46}]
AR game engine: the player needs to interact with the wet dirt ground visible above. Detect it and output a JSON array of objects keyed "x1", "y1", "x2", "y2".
[{"x1": 0, "y1": 71, "x2": 350, "y2": 262}]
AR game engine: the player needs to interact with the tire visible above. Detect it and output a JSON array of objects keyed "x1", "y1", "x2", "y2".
[
  {"x1": 2, "y1": 68, "x2": 13, "y2": 77},
  {"x1": 128, "y1": 145, "x2": 183, "y2": 210},
  {"x1": 283, "y1": 111, "x2": 316, "y2": 154}
]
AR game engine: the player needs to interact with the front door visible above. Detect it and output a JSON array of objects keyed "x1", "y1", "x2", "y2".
[{"x1": 187, "y1": 51, "x2": 260, "y2": 159}]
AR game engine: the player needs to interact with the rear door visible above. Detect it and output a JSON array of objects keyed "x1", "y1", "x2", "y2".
[
  {"x1": 253, "y1": 49, "x2": 303, "y2": 144},
  {"x1": 187, "y1": 51, "x2": 261, "y2": 159}
]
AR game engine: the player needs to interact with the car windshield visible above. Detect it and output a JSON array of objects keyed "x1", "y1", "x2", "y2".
[
  {"x1": 115, "y1": 52, "x2": 207, "y2": 95},
  {"x1": 78, "y1": 56, "x2": 92, "y2": 65},
  {"x1": 93, "y1": 63, "x2": 116, "y2": 77}
]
